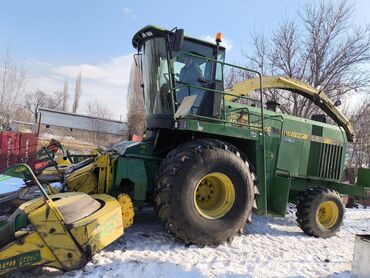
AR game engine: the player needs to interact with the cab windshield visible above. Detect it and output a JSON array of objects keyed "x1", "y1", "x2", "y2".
[
  {"x1": 142, "y1": 37, "x2": 171, "y2": 115},
  {"x1": 173, "y1": 41, "x2": 225, "y2": 115},
  {"x1": 141, "y1": 36, "x2": 225, "y2": 116}
]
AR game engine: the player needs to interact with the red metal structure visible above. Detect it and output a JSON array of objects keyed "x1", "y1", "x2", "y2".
[
  {"x1": 0, "y1": 131, "x2": 38, "y2": 172},
  {"x1": 18, "y1": 133, "x2": 39, "y2": 169}
]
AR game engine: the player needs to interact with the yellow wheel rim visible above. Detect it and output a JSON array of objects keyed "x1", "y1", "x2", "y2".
[
  {"x1": 194, "y1": 172, "x2": 235, "y2": 219},
  {"x1": 317, "y1": 200, "x2": 339, "y2": 228}
]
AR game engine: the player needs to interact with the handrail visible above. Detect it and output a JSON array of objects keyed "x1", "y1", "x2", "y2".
[
  {"x1": 174, "y1": 83, "x2": 257, "y2": 102},
  {"x1": 170, "y1": 51, "x2": 267, "y2": 212},
  {"x1": 174, "y1": 82, "x2": 283, "y2": 127},
  {"x1": 172, "y1": 53, "x2": 266, "y2": 131},
  {"x1": 170, "y1": 52, "x2": 263, "y2": 121},
  {"x1": 174, "y1": 82, "x2": 262, "y2": 127}
]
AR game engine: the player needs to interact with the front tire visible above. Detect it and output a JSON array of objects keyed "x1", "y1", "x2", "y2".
[
  {"x1": 296, "y1": 188, "x2": 345, "y2": 238},
  {"x1": 154, "y1": 139, "x2": 256, "y2": 245}
]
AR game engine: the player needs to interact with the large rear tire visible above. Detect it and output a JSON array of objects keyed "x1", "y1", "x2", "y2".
[
  {"x1": 296, "y1": 187, "x2": 345, "y2": 238},
  {"x1": 154, "y1": 139, "x2": 256, "y2": 245}
]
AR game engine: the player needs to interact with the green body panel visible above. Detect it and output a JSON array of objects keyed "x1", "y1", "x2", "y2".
[
  {"x1": 268, "y1": 176, "x2": 291, "y2": 216},
  {"x1": 112, "y1": 142, "x2": 160, "y2": 207},
  {"x1": 179, "y1": 117, "x2": 260, "y2": 141},
  {"x1": 114, "y1": 158, "x2": 147, "y2": 207},
  {"x1": 357, "y1": 168, "x2": 370, "y2": 187},
  {"x1": 110, "y1": 103, "x2": 368, "y2": 215},
  {"x1": 288, "y1": 176, "x2": 369, "y2": 197},
  {"x1": 173, "y1": 102, "x2": 359, "y2": 216}
]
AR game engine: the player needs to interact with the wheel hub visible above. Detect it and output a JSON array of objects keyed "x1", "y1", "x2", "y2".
[
  {"x1": 194, "y1": 172, "x2": 235, "y2": 219},
  {"x1": 317, "y1": 200, "x2": 339, "y2": 228},
  {"x1": 196, "y1": 180, "x2": 214, "y2": 201}
]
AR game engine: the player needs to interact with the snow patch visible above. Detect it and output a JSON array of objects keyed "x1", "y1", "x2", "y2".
[{"x1": 20, "y1": 208, "x2": 370, "y2": 277}]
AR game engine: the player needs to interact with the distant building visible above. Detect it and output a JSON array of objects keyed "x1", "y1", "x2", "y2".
[{"x1": 37, "y1": 108, "x2": 128, "y2": 147}]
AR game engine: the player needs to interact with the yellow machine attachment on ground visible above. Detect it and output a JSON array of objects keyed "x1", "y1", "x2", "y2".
[
  {"x1": 57, "y1": 152, "x2": 135, "y2": 229},
  {"x1": 36, "y1": 141, "x2": 113, "y2": 195},
  {"x1": 36, "y1": 144, "x2": 135, "y2": 230},
  {"x1": 63, "y1": 153, "x2": 114, "y2": 195},
  {"x1": 0, "y1": 164, "x2": 133, "y2": 275}
]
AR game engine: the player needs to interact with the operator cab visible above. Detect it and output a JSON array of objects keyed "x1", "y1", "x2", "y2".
[{"x1": 132, "y1": 26, "x2": 226, "y2": 129}]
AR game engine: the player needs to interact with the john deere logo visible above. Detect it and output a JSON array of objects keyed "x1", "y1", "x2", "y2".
[{"x1": 0, "y1": 250, "x2": 41, "y2": 271}]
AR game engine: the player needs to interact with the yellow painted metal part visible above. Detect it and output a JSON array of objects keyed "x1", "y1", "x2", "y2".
[
  {"x1": 41, "y1": 152, "x2": 113, "y2": 195},
  {"x1": 0, "y1": 231, "x2": 62, "y2": 273},
  {"x1": 317, "y1": 200, "x2": 339, "y2": 228},
  {"x1": 24, "y1": 197, "x2": 87, "y2": 270},
  {"x1": 65, "y1": 162, "x2": 98, "y2": 194},
  {"x1": 41, "y1": 165, "x2": 67, "y2": 175},
  {"x1": 41, "y1": 157, "x2": 72, "y2": 176},
  {"x1": 0, "y1": 192, "x2": 125, "y2": 275},
  {"x1": 226, "y1": 76, "x2": 354, "y2": 141},
  {"x1": 47, "y1": 184, "x2": 60, "y2": 194},
  {"x1": 69, "y1": 194, "x2": 124, "y2": 255},
  {"x1": 65, "y1": 154, "x2": 113, "y2": 195},
  {"x1": 96, "y1": 154, "x2": 114, "y2": 194},
  {"x1": 194, "y1": 172, "x2": 235, "y2": 219},
  {"x1": 55, "y1": 156, "x2": 72, "y2": 166},
  {"x1": 0, "y1": 196, "x2": 85, "y2": 275},
  {"x1": 117, "y1": 194, "x2": 135, "y2": 229}
]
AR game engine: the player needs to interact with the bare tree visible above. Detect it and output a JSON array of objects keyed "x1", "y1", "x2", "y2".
[
  {"x1": 0, "y1": 49, "x2": 27, "y2": 126},
  {"x1": 13, "y1": 106, "x2": 32, "y2": 123},
  {"x1": 87, "y1": 99, "x2": 112, "y2": 119},
  {"x1": 347, "y1": 94, "x2": 370, "y2": 169},
  {"x1": 224, "y1": 66, "x2": 254, "y2": 90},
  {"x1": 72, "y1": 72, "x2": 82, "y2": 113},
  {"x1": 62, "y1": 79, "x2": 69, "y2": 112},
  {"x1": 126, "y1": 61, "x2": 145, "y2": 138},
  {"x1": 25, "y1": 90, "x2": 64, "y2": 122},
  {"x1": 87, "y1": 99, "x2": 112, "y2": 145},
  {"x1": 241, "y1": 0, "x2": 370, "y2": 118}
]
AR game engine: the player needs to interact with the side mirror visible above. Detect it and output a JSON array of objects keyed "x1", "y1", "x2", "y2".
[{"x1": 173, "y1": 29, "x2": 184, "y2": 52}]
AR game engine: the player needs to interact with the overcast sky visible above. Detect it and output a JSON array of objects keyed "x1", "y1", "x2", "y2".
[{"x1": 1, "y1": 0, "x2": 369, "y2": 119}]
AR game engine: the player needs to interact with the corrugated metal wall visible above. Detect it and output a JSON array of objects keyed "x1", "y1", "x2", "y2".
[{"x1": 0, "y1": 131, "x2": 38, "y2": 172}]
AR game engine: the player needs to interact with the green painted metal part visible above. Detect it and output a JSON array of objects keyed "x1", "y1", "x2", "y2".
[
  {"x1": 226, "y1": 76, "x2": 354, "y2": 142},
  {"x1": 123, "y1": 26, "x2": 369, "y2": 218},
  {"x1": 178, "y1": 113, "x2": 360, "y2": 216},
  {"x1": 175, "y1": 101, "x2": 359, "y2": 216},
  {"x1": 115, "y1": 158, "x2": 147, "y2": 207},
  {"x1": 111, "y1": 142, "x2": 160, "y2": 207},
  {"x1": 357, "y1": 168, "x2": 370, "y2": 187}
]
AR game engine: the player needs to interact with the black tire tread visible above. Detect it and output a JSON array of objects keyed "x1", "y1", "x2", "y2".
[
  {"x1": 154, "y1": 139, "x2": 257, "y2": 245},
  {"x1": 296, "y1": 187, "x2": 344, "y2": 238}
]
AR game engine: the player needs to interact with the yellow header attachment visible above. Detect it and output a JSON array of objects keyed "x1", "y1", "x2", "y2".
[{"x1": 226, "y1": 76, "x2": 354, "y2": 142}]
